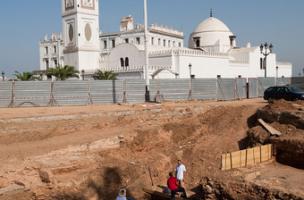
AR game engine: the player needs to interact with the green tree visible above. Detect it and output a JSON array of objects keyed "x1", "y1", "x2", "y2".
[
  {"x1": 14, "y1": 71, "x2": 38, "y2": 81},
  {"x1": 93, "y1": 70, "x2": 117, "y2": 80},
  {"x1": 47, "y1": 65, "x2": 79, "y2": 81}
]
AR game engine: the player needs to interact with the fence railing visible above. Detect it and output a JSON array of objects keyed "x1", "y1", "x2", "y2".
[
  {"x1": 0, "y1": 77, "x2": 303, "y2": 108},
  {"x1": 221, "y1": 144, "x2": 273, "y2": 170},
  {"x1": 0, "y1": 80, "x2": 145, "y2": 107}
]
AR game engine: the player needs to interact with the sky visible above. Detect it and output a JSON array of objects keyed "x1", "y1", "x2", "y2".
[{"x1": 0, "y1": 0, "x2": 303, "y2": 76}]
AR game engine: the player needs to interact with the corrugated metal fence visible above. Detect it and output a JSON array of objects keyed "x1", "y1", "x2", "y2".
[
  {"x1": 0, "y1": 80, "x2": 145, "y2": 107},
  {"x1": 247, "y1": 77, "x2": 303, "y2": 98},
  {"x1": 0, "y1": 77, "x2": 303, "y2": 108}
]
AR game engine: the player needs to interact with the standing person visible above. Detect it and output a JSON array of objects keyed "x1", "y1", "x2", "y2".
[
  {"x1": 116, "y1": 188, "x2": 127, "y2": 200},
  {"x1": 176, "y1": 160, "x2": 186, "y2": 186},
  {"x1": 167, "y1": 172, "x2": 187, "y2": 200}
]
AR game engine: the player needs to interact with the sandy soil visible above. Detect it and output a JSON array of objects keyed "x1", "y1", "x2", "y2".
[{"x1": 0, "y1": 99, "x2": 303, "y2": 200}]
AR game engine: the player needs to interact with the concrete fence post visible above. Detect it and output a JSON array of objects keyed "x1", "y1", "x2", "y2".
[
  {"x1": 48, "y1": 81, "x2": 57, "y2": 106},
  {"x1": 234, "y1": 79, "x2": 238, "y2": 100},
  {"x1": 87, "y1": 80, "x2": 93, "y2": 105},
  {"x1": 8, "y1": 80, "x2": 15, "y2": 108},
  {"x1": 123, "y1": 79, "x2": 127, "y2": 103},
  {"x1": 188, "y1": 78, "x2": 193, "y2": 100},
  {"x1": 216, "y1": 78, "x2": 219, "y2": 101}
]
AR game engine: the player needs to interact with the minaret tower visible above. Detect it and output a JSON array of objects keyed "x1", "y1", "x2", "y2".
[{"x1": 62, "y1": 0, "x2": 100, "y2": 72}]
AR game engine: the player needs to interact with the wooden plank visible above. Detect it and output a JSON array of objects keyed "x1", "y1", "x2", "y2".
[
  {"x1": 231, "y1": 151, "x2": 241, "y2": 168},
  {"x1": 221, "y1": 154, "x2": 226, "y2": 170},
  {"x1": 261, "y1": 145, "x2": 268, "y2": 162},
  {"x1": 240, "y1": 150, "x2": 247, "y2": 167},
  {"x1": 258, "y1": 119, "x2": 282, "y2": 136},
  {"x1": 221, "y1": 144, "x2": 273, "y2": 171},
  {"x1": 246, "y1": 148, "x2": 254, "y2": 166},
  {"x1": 225, "y1": 153, "x2": 231, "y2": 170},
  {"x1": 253, "y1": 146, "x2": 261, "y2": 164}
]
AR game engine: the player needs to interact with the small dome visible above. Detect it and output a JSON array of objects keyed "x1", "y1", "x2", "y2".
[
  {"x1": 189, "y1": 17, "x2": 235, "y2": 53},
  {"x1": 194, "y1": 17, "x2": 231, "y2": 33}
]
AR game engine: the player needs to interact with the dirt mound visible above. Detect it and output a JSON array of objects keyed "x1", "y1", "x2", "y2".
[
  {"x1": 257, "y1": 100, "x2": 304, "y2": 129},
  {"x1": 247, "y1": 100, "x2": 304, "y2": 169},
  {"x1": 273, "y1": 136, "x2": 304, "y2": 169},
  {"x1": 200, "y1": 176, "x2": 303, "y2": 200}
]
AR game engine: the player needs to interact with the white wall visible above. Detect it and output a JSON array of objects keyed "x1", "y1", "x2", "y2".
[
  {"x1": 277, "y1": 63, "x2": 293, "y2": 77},
  {"x1": 107, "y1": 43, "x2": 145, "y2": 68},
  {"x1": 177, "y1": 55, "x2": 229, "y2": 78}
]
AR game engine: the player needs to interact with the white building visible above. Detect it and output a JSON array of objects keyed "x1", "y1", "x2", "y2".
[
  {"x1": 39, "y1": 33, "x2": 64, "y2": 71},
  {"x1": 39, "y1": 0, "x2": 292, "y2": 79}
]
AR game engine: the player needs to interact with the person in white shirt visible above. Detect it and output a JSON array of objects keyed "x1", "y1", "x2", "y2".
[
  {"x1": 175, "y1": 159, "x2": 186, "y2": 186},
  {"x1": 116, "y1": 188, "x2": 127, "y2": 200}
]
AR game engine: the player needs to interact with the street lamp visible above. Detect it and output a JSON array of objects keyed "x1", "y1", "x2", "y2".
[
  {"x1": 1, "y1": 71, "x2": 5, "y2": 81},
  {"x1": 188, "y1": 63, "x2": 193, "y2": 100},
  {"x1": 188, "y1": 63, "x2": 192, "y2": 78},
  {"x1": 275, "y1": 66, "x2": 279, "y2": 85},
  {"x1": 260, "y1": 42, "x2": 273, "y2": 78}
]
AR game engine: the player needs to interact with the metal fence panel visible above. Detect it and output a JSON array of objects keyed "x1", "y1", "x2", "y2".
[
  {"x1": 90, "y1": 80, "x2": 118, "y2": 104},
  {"x1": 0, "y1": 82, "x2": 12, "y2": 107},
  {"x1": 125, "y1": 80, "x2": 145, "y2": 103},
  {"x1": 236, "y1": 78, "x2": 247, "y2": 99},
  {"x1": 150, "y1": 79, "x2": 189, "y2": 101},
  {"x1": 14, "y1": 81, "x2": 51, "y2": 107},
  {"x1": 53, "y1": 81, "x2": 90, "y2": 106},
  {"x1": 291, "y1": 77, "x2": 304, "y2": 89},
  {"x1": 217, "y1": 78, "x2": 236, "y2": 101},
  {"x1": 192, "y1": 79, "x2": 217, "y2": 100},
  {"x1": 258, "y1": 78, "x2": 275, "y2": 97},
  {"x1": 248, "y1": 78, "x2": 258, "y2": 98},
  {"x1": 277, "y1": 78, "x2": 291, "y2": 86}
]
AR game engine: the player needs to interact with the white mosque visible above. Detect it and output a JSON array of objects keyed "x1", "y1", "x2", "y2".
[{"x1": 39, "y1": 0, "x2": 292, "y2": 79}]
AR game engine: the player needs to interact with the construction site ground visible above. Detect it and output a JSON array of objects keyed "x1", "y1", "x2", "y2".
[{"x1": 0, "y1": 99, "x2": 303, "y2": 200}]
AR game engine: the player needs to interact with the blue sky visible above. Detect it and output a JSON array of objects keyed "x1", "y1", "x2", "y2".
[{"x1": 0, "y1": 0, "x2": 303, "y2": 76}]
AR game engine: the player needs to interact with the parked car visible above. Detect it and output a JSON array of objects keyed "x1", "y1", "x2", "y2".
[{"x1": 264, "y1": 85, "x2": 304, "y2": 101}]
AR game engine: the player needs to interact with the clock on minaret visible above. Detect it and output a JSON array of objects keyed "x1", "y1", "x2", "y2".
[
  {"x1": 65, "y1": 0, "x2": 74, "y2": 10},
  {"x1": 62, "y1": 0, "x2": 100, "y2": 72},
  {"x1": 81, "y1": 0, "x2": 95, "y2": 9}
]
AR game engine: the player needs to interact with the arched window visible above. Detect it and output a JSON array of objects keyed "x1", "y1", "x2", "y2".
[
  {"x1": 120, "y1": 58, "x2": 124, "y2": 67},
  {"x1": 194, "y1": 37, "x2": 200, "y2": 48},
  {"x1": 125, "y1": 57, "x2": 129, "y2": 67}
]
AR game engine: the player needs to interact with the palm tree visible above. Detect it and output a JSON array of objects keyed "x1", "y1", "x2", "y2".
[
  {"x1": 47, "y1": 65, "x2": 79, "y2": 81},
  {"x1": 93, "y1": 70, "x2": 117, "y2": 80},
  {"x1": 14, "y1": 71, "x2": 38, "y2": 81}
]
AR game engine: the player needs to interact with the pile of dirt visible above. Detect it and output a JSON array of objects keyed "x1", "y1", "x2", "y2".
[
  {"x1": 200, "y1": 177, "x2": 302, "y2": 200},
  {"x1": 246, "y1": 100, "x2": 304, "y2": 169},
  {"x1": 256, "y1": 100, "x2": 304, "y2": 129},
  {"x1": 273, "y1": 136, "x2": 304, "y2": 169}
]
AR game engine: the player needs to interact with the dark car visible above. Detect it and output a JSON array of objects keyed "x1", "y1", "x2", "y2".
[{"x1": 264, "y1": 85, "x2": 304, "y2": 101}]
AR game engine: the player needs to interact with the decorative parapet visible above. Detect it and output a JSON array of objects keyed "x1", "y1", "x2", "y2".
[
  {"x1": 100, "y1": 65, "x2": 173, "y2": 73},
  {"x1": 40, "y1": 33, "x2": 62, "y2": 43},
  {"x1": 100, "y1": 66, "x2": 144, "y2": 73},
  {"x1": 149, "y1": 48, "x2": 228, "y2": 58},
  {"x1": 149, "y1": 24, "x2": 184, "y2": 38}
]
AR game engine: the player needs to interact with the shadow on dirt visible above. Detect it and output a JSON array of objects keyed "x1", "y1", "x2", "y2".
[{"x1": 52, "y1": 167, "x2": 136, "y2": 200}]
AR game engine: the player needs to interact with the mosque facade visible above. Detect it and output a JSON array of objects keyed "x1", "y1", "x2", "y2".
[{"x1": 39, "y1": 0, "x2": 292, "y2": 79}]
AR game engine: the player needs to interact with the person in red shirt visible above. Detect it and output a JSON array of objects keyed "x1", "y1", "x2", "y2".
[{"x1": 167, "y1": 172, "x2": 187, "y2": 199}]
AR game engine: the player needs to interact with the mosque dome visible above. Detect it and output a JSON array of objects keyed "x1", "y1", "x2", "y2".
[
  {"x1": 194, "y1": 17, "x2": 231, "y2": 33},
  {"x1": 189, "y1": 17, "x2": 236, "y2": 53}
]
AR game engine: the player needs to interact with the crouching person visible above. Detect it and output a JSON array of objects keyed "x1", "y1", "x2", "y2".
[{"x1": 167, "y1": 172, "x2": 187, "y2": 200}]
